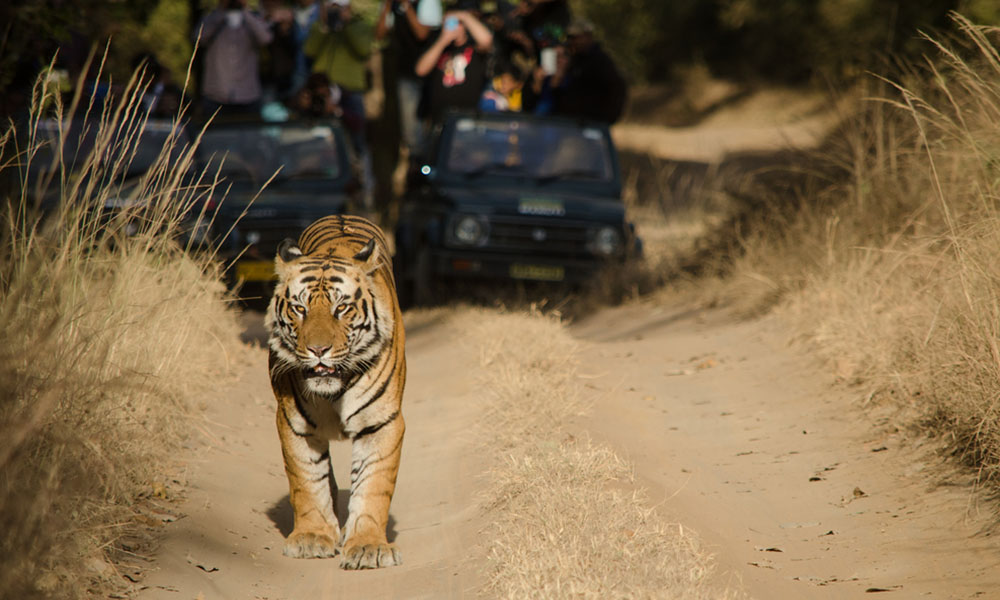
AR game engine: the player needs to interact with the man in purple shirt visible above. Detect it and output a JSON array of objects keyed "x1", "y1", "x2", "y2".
[{"x1": 194, "y1": 0, "x2": 274, "y2": 117}]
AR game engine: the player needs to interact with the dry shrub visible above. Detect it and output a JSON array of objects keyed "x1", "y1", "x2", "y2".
[
  {"x1": 729, "y1": 14, "x2": 1000, "y2": 483},
  {"x1": 0, "y1": 59, "x2": 241, "y2": 598},
  {"x1": 459, "y1": 309, "x2": 725, "y2": 599}
]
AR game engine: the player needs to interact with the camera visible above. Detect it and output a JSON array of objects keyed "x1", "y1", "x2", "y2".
[
  {"x1": 392, "y1": 0, "x2": 408, "y2": 15},
  {"x1": 327, "y1": 6, "x2": 342, "y2": 29}
]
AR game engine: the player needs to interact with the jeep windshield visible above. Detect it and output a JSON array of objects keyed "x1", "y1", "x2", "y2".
[
  {"x1": 197, "y1": 122, "x2": 344, "y2": 184},
  {"x1": 442, "y1": 116, "x2": 615, "y2": 184}
]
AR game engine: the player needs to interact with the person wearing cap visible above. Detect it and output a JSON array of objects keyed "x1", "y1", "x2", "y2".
[
  {"x1": 376, "y1": 0, "x2": 444, "y2": 153},
  {"x1": 414, "y1": 9, "x2": 494, "y2": 125},
  {"x1": 550, "y1": 16, "x2": 626, "y2": 124},
  {"x1": 304, "y1": 0, "x2": 376, "y2": 209}
]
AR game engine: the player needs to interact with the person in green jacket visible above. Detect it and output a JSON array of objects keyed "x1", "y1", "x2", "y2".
[{"x1": 304, "y1": 0, "x2": 375, "y2": 211}]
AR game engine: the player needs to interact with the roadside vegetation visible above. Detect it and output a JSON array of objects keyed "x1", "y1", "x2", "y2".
[
  {"x1": 463, "y1": 308, "x2": 731, "y2": 599},
  {"x1": 701, "y1": 14, "x2": 1000, "y2": 489},
  {"x1": 0, "y1": 62, "x2": 241, "y2": 598}
]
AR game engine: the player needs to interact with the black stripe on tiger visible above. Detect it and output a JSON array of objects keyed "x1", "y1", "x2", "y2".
[{"x1": 353, "y1": 411, "x2": 399, "y2": 440}]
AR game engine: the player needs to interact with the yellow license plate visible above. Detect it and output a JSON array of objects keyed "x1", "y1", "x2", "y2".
[
  {"x1": 509, "y1": 264, "x2": 565, "y2": 282},
  {"x1": 236, "y1": 260, "x2": 276, "y2": 282}
]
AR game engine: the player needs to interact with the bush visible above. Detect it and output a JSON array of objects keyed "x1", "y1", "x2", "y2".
[
  {"x1": 0, "y1": 60, "x2": 241, "y2": 598},
  {"x1": 727, "y1": 13, "x2": 1000, "y2": 485},
  {"x1": 572, "y1": 0, "x2": 969, "y2": 84}
]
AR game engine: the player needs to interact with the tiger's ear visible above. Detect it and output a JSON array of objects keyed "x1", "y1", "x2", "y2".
[
  {"x1": 275, "y1": 238, "x2": 303, "y2": 279},
  {"x1": 353, "y1": 238, "x2": 380, "y2": 274}
]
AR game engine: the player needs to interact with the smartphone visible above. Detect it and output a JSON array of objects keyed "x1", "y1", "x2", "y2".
[
  {"x1": 445, "y1": 16, "x2": 459, "y2": 31},
  {"x1": 540, "y1": 47, "x2": 557, "y2": 76}
]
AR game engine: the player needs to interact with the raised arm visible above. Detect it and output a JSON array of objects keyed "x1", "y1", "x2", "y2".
[
  {"x1": 244, "y1": 10, "x2": 275, "y2": 46},
  {"x1": 343, "y1": 19, "x2": 374, "y2": 59},
  {"x1": 414, "y1": 27, "x2": 460, "y2": 77},
  {"x1": 453, "y1": 11, "x2": 492, "y2": 52},
  {"x1": 192, "y1": 10, "x2": 226, "y2": 45},
  {"x1": 405, "y1": 0, "x2": 435, "y2": 41},
  {"x1": 375, "y1": 0, "x2": 392, "y2": 41}
]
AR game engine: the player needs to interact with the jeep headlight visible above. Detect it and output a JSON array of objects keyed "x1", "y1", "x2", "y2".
[
  {"x1": 588, "y1": 226, "x2": 623, "y2": 257},
  {"x1": 451, "y1": 215, "x2": 489, "y2": 246}
]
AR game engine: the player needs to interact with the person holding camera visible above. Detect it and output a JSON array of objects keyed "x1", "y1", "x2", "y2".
[
  {"x1": 303, "y1": 0, "x2": 375, "y2": 209},
  {"x1": 375, "y1": 0, "x2": 443, "y2": 153},
  {"x1": 193, "y1": 0, "x2": 274, "y2": 117},
  {"x1": 414, "y1": 8, "x2": 494, "y2": 126}
]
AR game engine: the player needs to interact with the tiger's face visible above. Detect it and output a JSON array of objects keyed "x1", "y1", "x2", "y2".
[{"x1": 266, "y1": 238, "x2": 391, "y2": 396}]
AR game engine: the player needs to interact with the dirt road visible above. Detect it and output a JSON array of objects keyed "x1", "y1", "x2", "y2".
[
  {"x1": 136, "y1": 297, "x2": 1000, "y2": 599},
  {"x1": 572, "y1": 300, "x2": 1000, "y2": 598},
  {"x1": 137, "y1": 311, "x2": 490, "y2": 599}
]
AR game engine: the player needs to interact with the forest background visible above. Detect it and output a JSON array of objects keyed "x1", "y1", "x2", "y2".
[
  {"x1": 4, "y1": 0, "x2": 1000, "y2": 115},
  {"x1": 9, "y1": 1, "x2": 1000, "y2": 598}
]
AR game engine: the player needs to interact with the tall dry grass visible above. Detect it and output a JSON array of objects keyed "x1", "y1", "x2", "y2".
[
  {"x1": 726, "y1": 14, "x2": 1000, "y2": 486},
  {"x1": 460, "y1": 309, "x2": 728, "y2": 599},
  {"x1": 0, "y1": 58, "x2": 241, "y2": 598}
]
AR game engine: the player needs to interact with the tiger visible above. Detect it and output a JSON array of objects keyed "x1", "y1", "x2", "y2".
[{"x1": 264, "y1": 215, "x2": 406, "y2": 570}]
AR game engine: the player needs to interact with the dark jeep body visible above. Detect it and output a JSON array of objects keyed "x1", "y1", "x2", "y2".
[
  {"x1": 194, "y1": 119, "x2": 356, "y2": 287},
  {"x1": 393, "y1": 111, "x2": 639, "y2": 306},
  {"x1": 25, "y1": 117, "x2": 356, "y2": 292}
]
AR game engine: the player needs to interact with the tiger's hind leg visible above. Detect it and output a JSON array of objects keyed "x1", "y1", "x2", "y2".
[
  {"x1": 275, "y1": 386, "x2": 341, "y2": 559},
  {"x1": 340, "y1": 413, "x2": 405, "y2": 569}
]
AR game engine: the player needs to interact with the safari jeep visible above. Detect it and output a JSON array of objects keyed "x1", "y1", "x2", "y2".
[
  {"x1": 197, "y1": 119, "x2": 356, "y2": 290},
  {"x1": 393, "y1": 111, "x2": 640, "y2": 306}
]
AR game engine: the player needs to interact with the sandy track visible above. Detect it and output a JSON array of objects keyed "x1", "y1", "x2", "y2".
[
  {"x1": 572, "y1": 300, "x2": 1000, "y2": 598},
  {"x1": 137, "y1": 312, "x2": 488, "y2": 599},
  {"x1": 138, "y1": 300, "x2": 1000, "y2": 599}
]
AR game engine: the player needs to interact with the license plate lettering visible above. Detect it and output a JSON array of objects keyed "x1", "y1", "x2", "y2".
[
  {"x1": 518, "y1": 198, "x2": 565, "y2": 217},
  {"x1": 236, "y1": 260, "x2": 276, "y2": 282},
  {"x1": 509, "y1": 264, "x2": 565, "y2": 281}
]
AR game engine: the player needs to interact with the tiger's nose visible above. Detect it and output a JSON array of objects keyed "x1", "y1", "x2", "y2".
[{"x1": 308, "y1": 345, "x2": 331, "y2": 357}]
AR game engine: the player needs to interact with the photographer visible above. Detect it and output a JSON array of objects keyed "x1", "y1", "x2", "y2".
[
  {"x1": 303, "y1": 0, "x2": 375, "y2": 209},
  {"x1": 290, "y1": 71, "x2": 343, "y2": 118},
  {"x1": 193, "y1": 0, "x2": 274, "y2": 117},
  {"x1": 415, "y1": 8, "x2": 493, "y2": 125},
  {"x1": 376, "y1": 0, "x2": 442, "y2": 153}
]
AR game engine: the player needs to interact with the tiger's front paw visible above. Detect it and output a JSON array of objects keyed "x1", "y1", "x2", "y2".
[
  {"x1": 283, "y1": 531, "x2": 339, "y2": 559},
  {"x1": 340, "y1": 542, "x2": 401, "y2": 570}
]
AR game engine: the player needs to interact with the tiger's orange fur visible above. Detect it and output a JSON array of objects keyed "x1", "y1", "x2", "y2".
[{"x1": 265, "y1": 215, "x2": 405, "y2": 569}]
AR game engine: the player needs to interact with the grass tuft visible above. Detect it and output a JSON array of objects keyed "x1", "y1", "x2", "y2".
[
  {"x1": 460, "y1": 308, "x2": 729, "y2": 599},
  {"x1": 719, "y1": 13, "x2": 1000, "y2": 492},
  {"x1": 0, "y1": 57, "x2": 241, "y2": 598}
]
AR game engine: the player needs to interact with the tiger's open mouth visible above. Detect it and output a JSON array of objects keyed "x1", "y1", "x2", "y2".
[{"x1": 305, "y1": 364, "x2": 338, "y2": 378}]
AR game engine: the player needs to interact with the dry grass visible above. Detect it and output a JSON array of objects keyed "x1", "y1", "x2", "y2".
[
  {"x1": 721, "y1": 14, "x2": 1000, "y2": 488},
  {"x1": 0, "y1": 58, "x2": 241, "y2": 598},
  {"x1": 458, "y1": 309, "x2": 727, "y2": 599}
]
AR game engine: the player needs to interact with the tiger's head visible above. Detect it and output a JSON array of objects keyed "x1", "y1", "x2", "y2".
[{"x1": 265, "y1": 237, "x2": 393, "y2": 396}]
